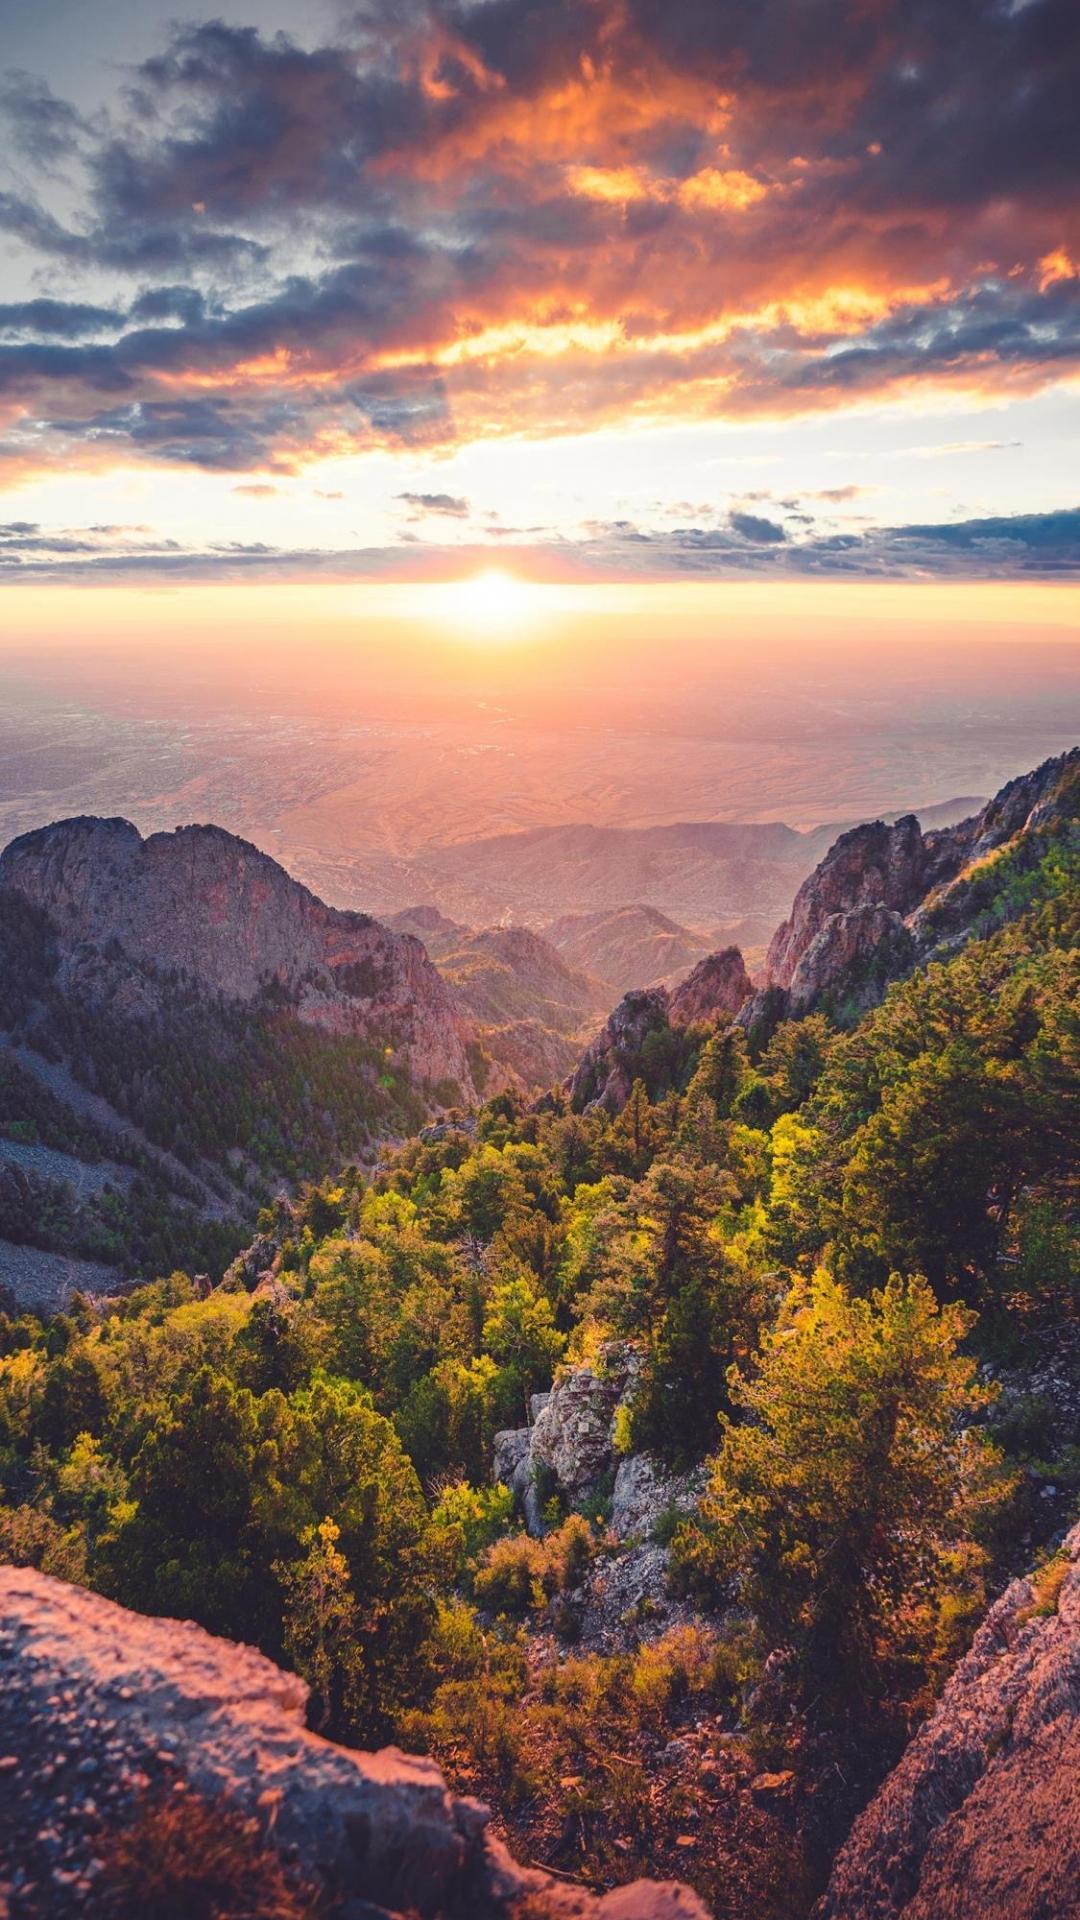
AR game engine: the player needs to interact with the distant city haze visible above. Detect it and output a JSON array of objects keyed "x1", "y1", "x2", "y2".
[{"x1": 1, "y1": 580, "x2": 1076, "y2": 930}]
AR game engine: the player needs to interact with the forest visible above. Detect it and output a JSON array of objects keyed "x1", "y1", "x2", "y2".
[{"x1": 0, "y1": 821, "x2": 1076, "y2": 1914}]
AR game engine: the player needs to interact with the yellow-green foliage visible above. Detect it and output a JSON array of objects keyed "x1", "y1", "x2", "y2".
[
  {"x1": 472, "y1": 1514, "x2": 598, "y2": 1616},
  {"x1": 677, "y1": 1270, "x2": 1011, "y2": 1723},
  {"x1": 0, "y1": 845, "x2": 1075, "y2": 1767}
]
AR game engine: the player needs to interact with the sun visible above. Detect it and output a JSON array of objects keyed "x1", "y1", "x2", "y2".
[{"x1": 436, "y1": 567, "x2": 542, "y2": 637}]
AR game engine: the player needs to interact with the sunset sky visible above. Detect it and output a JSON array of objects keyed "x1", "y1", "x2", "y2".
[{"x1": 0, "y1": 0, "x2": 1078, "y2": 611}]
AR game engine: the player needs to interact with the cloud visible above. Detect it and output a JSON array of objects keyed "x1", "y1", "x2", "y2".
[
  {"x1": 0, "y1": 72, "x2": 87, "y2": 168},
  {"x1": 0, "y1": 3, "x2": 1077, "y2": 482},
  {"x1": 397, "y1": 490, "x2": 470, "y2": 516},
  {"x1": 0, "y1": 300, "x2": 123, "y2": 340},
  {"x1": 728, "y1": 509, "x2": 787, "y2": 544},
  {"x1": 895, "y1": 440, "x2": 1023, "y2": 459},
  {"x1": 3, "y1": 506, "x2": 1078, "y2": 584}
]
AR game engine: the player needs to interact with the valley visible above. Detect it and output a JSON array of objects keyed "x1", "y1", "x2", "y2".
[{"x1": 0, "y1": 747, "x2": 1076, "y2": 1920}]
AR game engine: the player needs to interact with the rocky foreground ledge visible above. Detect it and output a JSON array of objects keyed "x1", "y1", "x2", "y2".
[
  {"x1": 0, "y1": 1566, "x2": 707, "y2": 1920},
  {"x1": 817, "y1": 1520, "x2": 1080, "y2": 1920}
]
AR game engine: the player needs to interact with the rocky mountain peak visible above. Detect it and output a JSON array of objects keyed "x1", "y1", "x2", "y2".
[
  {"x1": 0, "y1": 816, "x2": 473, "y2": 1093},
  {"x1": 668, "y1": 946, "x2": 752, "y2": 1026},
  {"x1": 568, "y1": 948, "x2": 752, "y2": 1113},
  {"x1": 763, "y1": 748, "x2": 1079, "y2": 1015}
]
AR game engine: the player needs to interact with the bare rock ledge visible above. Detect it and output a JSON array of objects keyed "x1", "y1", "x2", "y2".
[
  {"x1": 816, "y1": 1520, "x2": 1080, "y2": 1920},
  {"x1": 0, "y1": 1566, "x2": 708, "y2": 1920}
]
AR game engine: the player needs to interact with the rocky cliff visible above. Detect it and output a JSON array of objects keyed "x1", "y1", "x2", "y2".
[
  {"x1": 817, "y1": 1522, "x2": 1080, "y2": 1920},
  {"x1": 0, "y1": 1565, "x2": 707, "y2": 1920},
  {"x1": 0, "y1": 816, "x2": 473, "y2": 1092},
  {"x1": 569, "y1": 951, "x2": 751, "y2": 1112},
  {"x1": 763, "y1": 749, "x2": 1079, "y2": 1016}
]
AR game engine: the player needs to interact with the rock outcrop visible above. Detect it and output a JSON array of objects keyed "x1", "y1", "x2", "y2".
[
  {"x1": 568, "y1": 950, "x2": 751, "y2": 1114},
  {"x1": 817, "y1": 1522, "x2": 1080, "y2": 1920},
  {"x1": 495, "y1": 1362, "x2": 630, "y2": 1534},
  {"x1": 568, "y1": 987, "x2": 671, "y2": 1112},
  {"x1": 494, "y1": 1354, "x2": 702, "y2": 1546},
  {"x1": 609, "y1": 1454, "x2": 706, "y2": 1545},
  {"x1": 668, "y1": 948, "x2": 753, "y2": 1027},
  {"x1": 0, "y1": 817, "x2": 473, "y2": 1092},
  {"x1": 763, "y1": 749, "x2": 1079, "y2": 1017},
  {"x1": 0, "y1": 1565, "x2": 708, "y2": 1920}
]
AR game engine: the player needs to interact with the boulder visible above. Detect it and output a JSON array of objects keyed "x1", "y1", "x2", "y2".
[
  {"x1": 530, "y1": 1366, "x2": 622, "y2": 1500},
  {"x1": 816, "y1": 1521, "x2": 1080, "y2": 1920},
  {"x1": 0, "y1": 1566, "x2": 709, "y2": 1920},
  {"x1": 495, "y1": 1356, "x2": 639, "y2": 1535}
]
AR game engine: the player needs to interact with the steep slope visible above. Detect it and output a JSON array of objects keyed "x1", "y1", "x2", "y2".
[
  {"x1": 817, "y1": 1523, "x2": 1080, "y2": 1920},
  {"x1": 569, "y1": 949, "x2": 751, "y2": 1112},
  {"x1": 0, "y1": 819, "x2": 476, "y2": 1302},
  {"x1": 0, "y1": 817, "x2": 471, "y2": 1087},
  {"x1": 388, "y1": 912, "x2": 610, "y2": 1092},
  {"x1": 763, "y1": 749, "x2": 1079, "y2": 1017},
  {"x1": 0, "y1": 1565, "x2": 706, "y2": 1920}
]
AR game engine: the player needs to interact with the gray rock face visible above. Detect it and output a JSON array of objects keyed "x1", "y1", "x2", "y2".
[
  {"x1": 765, "y1": 749, "x2": 1079, "y2": 1016},
  {"x1": 495, "y1": 1359, "x2": 634, "y2": 1535},
  {"x1": 493, "y1": 1357, "x2": 703, "y2": 1553},
  {"x1": 766, "y1": 815, "x2": 930, "y2": 992},
  {"x1": 567, "y1": 950, "x2": 752, "y2": 1115},
  {"x1": 816, "y1": 1522, "x2": 1080, "y2": 1920},
  {"x1": 531, "y1": 1365, "x2": 623, "y2": 1499},
  {"x1": 783, "y1": 903, "x2": 913, "y2": 1015},
  {"x1": 569, "y1": 987, "x2": 671, "y2": 1112},
  {"x1": 667, "y1": 947, "x2": 753, "y2": 1028},
  {"x1": 0, "y1": 816, "x2": 473, "y2": 1092},
  {"x1": 610, "y1": 1455, "x2": 706, "y2": 1544},
  {"x1": 0, "y1": 1565, "x2": 709, "y2": 1920}
]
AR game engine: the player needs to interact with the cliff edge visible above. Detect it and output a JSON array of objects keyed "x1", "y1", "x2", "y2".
[
  {"x1": 0, "y1": 1565, "x2": 707, "y2": 1920},
  {"x1": 817, "y1": 1521, "x2": 1080, "y2": 1920}
]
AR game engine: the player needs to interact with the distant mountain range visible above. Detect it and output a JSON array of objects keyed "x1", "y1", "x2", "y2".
[
  {"x1": 350, "y1": 795, "x2": 985, "y2": 940},
  {"x1": 0, "y1": 781, "x2": 1022, "y2": 1310}
]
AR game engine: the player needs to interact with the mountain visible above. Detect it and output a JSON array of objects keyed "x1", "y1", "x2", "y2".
[
  {"x1": 0, "y1": 817, "x2": 470, "y2": 1085},
  {"x1": 561, "y1": 753, "x2": 1078, "y2": 1113},
  {"x1": 569, "y1": 948, "x2": 752, "y2": 1111},
  {"x1": 434, "y1": 924, "x2": 609, "y2": 1092},
  {"x1": 544, "y1": 903, "x2": 714, "y2": 995},
  {"x1": 762, "y1": 750, "x2": 1079, "y2": 1018},
  {"x1": 386, "y1": 903, "x2": 469, "y2": 962},
  {"x1": 1, "y1": 749, "x2": 1075, "y2": 1920},
  {"x1": 818, "y1": 1522, "x2": 1080, "y2": 1920},
  {"x1": 389, "y1": 910, "x2": 610, "y2": 1092},
  {"x1": 0, "y1": 818, "x2": 476, "y2": 1307},
  {"x1": 405, "y1": 818, "x2": 836, "y2": 929}
]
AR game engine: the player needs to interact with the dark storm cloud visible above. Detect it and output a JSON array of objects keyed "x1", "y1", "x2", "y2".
[
  {"x1": 0, "y1": 0, "x2": 1078, "y2": 480},
  {"x1": 0, "y1": 300, "x2": 124, "y2": 339}
]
